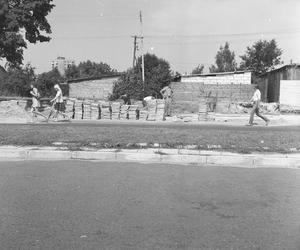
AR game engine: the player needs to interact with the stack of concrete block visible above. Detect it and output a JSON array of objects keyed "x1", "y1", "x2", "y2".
[
  {"x1": 65, "y1": 99, "x2": 75, "y2": 119},
  {"x1": 139, "y1": 108, "x2": 148, "y2": 120},
  {"x1": 147, "y1": 100, "x2": 157, "y2": 121},
  {"x1": 100, "y1": 102, "x2": 111, "y2": 119},
  {"x1": 128, "y1": 105, "x2": 138, "y2": 120},
  {"x1": 83, "y1": 100, "x2": 91, "y2": 120},
  {"x1": 91, "y1": 102, "x2": 99, "y2": 120},
  {"x1": 120, "y1": 105, "x2": 129, "y2": 120},
  {"x1": 74, "y1": 101, "x2": 83, "y2": 119},
  {"x1": 111, "y1": 102, "x2": 121, "y2": 120},
  {"x1": 198, "y1": 99, "x2": 208, "y2": 121},
  {"x1": 156, "y1": 99, "x2": 165, "y2": 121}
]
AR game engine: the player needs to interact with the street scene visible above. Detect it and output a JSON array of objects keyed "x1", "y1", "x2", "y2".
[{"x1": 0, "y1": 0, "x2": 300, "y2": 249}]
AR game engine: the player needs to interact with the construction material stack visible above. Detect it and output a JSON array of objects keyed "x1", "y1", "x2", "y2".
[
  {"x1": 139, "y1": 108, "x2": 148, "y2": 120},
  {"x1": 156, "y1": 99, "x2": 165, "y2": 121},
  {"x1": 74, "y1": 100, "x2": 83, "y2": 120},
  {"x1": 65, "y1": 99, "x2": 75, "y2": 119},
  {"x1": 111, "y1": 102, "x2": 121, "y2": 120},
  {"x1": 147, "y1": 99, "x2": 157, "y2": 121},
  {"x1": 198, "y1": 98, "x2": 208, "y2": 121},
  {"x1": 128, "y1": 105, "x2": 138, "y2": 120},
  {"x1": 100, "y1": 102, "x2": 111, "y2": 119},
  {"x1": 91, "y1": 101, "x2": 99, "y2": 120},
  {"x1": 82, "y1": 100, "x2": 91, "y2": 120},
  {"x1": 120, "y1": 105, "x2": 129, "y2": 120}
]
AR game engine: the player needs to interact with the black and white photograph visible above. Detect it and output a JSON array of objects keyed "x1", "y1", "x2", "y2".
[{"x1": 0, "y1": 0, "x2": 299, "y2": 249}]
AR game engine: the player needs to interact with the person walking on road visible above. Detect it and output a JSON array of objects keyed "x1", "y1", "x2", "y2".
[
  {"x1": 160, "y1": 85, "x2": 173, "y2": 117},
  {"x1": 50, "y1": 84, "x2": 64, "y2": 121},
  {"x1": 30, "y1": 84, "x2": 40, "y2": 113},
  {"x1": 248, "y1": 85, "x2": 269, "y2": 126}
]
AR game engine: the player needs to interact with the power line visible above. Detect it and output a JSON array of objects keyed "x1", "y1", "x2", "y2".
[{"x1": 52, "y1": 29, "x2": 300, "y2": 40}]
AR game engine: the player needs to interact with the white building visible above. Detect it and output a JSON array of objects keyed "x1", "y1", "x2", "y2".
[{"x1": 51, "y1": 57, "x2": 75, "y2": 76}]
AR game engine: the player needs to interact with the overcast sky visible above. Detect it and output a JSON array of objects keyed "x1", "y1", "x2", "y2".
[{"x1": 23, "y1": 0, "x2": 300, "y2": 74}]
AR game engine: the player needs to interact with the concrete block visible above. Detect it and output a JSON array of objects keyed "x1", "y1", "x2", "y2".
[
  {"x1": 28, "y1": 150, "x2": 72, "y2": 160},
  {"x1": 116, "y1": 152, "x2": 161, "y2": 163},
  {"x1": 0, "y1": 149, "x2": 28, "y2": 160},
  {"x1": 206, "y1": 155, "x2": 255, "y2": 167},
  {"x1": 161, "y1": 154, "x2": 206, "y2": 165},
  {"x1": 72, "y1": 151, "x2": 116, "y2": 161},
  {"x1": 253, "y1": 155, "x2": 300, "y2": 168}
]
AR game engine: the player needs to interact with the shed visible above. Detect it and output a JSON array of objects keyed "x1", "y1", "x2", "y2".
[
  {"x1": 67, "y1": 75, "x2": 120, "y2": 100},
  {"x1": 259, "y1": 64, "x2": 300, "y2": 104}
]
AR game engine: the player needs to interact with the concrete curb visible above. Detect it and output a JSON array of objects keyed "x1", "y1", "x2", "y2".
[{"x1": 0, "y1": 146, "x2": 299, "y2": 169}]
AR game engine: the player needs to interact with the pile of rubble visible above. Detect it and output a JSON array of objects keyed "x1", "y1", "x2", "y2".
[{"x1": 0, "y1": 100, "x2": 32, "y2": 122}]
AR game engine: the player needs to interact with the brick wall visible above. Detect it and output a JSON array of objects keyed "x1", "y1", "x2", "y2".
[
  {"x1": 69, "y1": 77, "x2": 119, "y2": 100},
  {"x1": 170, "y1": 82, "x2": 255, "y2": 113}
]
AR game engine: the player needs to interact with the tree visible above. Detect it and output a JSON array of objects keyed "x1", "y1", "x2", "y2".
[
  {"x1": 35, "y1": 68, "x2": 66, "y2": 97},
  {"x1": 65, "y1": 60, "x2": 118, "y2": 79},
  {"x1": 0, "y1": 0, "x2": 54, "y2": 66},
  {"x1": 191, "y1": 64, "x2": 204, "y2": 74},
  {"x1": 0, "y1": 64, "x2": 35, "y2": 96},
  {"x1": 111, "y1": 53, "x2": 173, "y2": 100},
  {"x1": 210, "y1": 42, "x2": 237, "y2": 73},
  {"x1": 240, "y1": 39, "x2": 283, "y2": 75}
]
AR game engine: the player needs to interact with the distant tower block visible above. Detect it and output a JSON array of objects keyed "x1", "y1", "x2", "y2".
[{"x1": 51, "y1": 56, "x2": 75, "y2": 76}]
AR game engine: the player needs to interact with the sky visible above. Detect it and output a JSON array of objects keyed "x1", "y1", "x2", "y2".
[{"x1": 22, "y1": 0, "x2": 300, "y2": 74}]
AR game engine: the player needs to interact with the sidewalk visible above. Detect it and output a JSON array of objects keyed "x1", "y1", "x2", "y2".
[
  {"x1": 0, "y1": 146, "x2": 299, "y2": 169},
  {"x1": 0, "y1": 113, "x2": 299, "y2": 126}
]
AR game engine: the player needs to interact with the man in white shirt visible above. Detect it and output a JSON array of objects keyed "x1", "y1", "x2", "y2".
[
  {"x1": 160, "y1": 85, "x2": 173, "y2": 117},
  {"x1": 248, "y1": 85, "x2": 269, "y2": 126}
]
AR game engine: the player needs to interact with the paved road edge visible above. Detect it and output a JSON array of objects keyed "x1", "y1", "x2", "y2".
[{"x1": 0, "y1": 146, "x2": 299, "y2": 169}]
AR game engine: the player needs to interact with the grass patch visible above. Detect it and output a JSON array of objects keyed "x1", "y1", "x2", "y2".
[{"x1": 0, "y1": 123, "x2": 299, "y2": 154}]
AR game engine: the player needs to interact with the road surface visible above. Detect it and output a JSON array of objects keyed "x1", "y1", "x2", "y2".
[{"x1": 0, "y1": 161, "x2": 299, "y2": 249}]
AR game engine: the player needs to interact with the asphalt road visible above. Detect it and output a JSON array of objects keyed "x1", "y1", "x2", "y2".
[{"x1": 0, "y1": 161, "x2": 299, "y2": 250}]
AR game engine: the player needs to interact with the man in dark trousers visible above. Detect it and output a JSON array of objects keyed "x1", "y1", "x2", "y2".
[
  {"x1": 248, "y1": 85, "x2": 269, "y2": 126},
  {"x1": 160, "y1": 85, "x2": 173, "y2": 117},
  {"x1": 120, "y1": 94, "x2": 131, "y2": 105}
]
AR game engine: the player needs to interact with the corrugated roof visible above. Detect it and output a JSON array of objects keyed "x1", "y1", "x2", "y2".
[
  {"x1": 67, "y1": 74, "x2": 121, "y2": 84},
  {"x1": 182, "y1": 70, "x2": 251, "y2": 78},
  {"x1": 260, "y1": 64, "x2": 300, "y2": 76}
]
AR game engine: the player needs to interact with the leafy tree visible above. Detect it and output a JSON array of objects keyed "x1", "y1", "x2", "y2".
[
  {"x1": 191, "y1": 64, "x2": 204, "y2": 74},
  {"x1": 0, "y1": 0, "x2": 54, "y2": 66},
  {"x1": 0, "y1": 64, "x2": 35, "y2": 96},
  {"x1": 240, "y1": 39, "x2": 283, "y2": 75},
  {"x1": 35, "y1": 68, "x2": 66, "y2": 97},
  {"x1": 210, "y1": 42, "x2": 237, "y2": 73},
  {"x1": 65, "y1": 60, "x2": 118, "y2": 79},
  {"x1": 110, "y1": 53, "x2": 173, "y2": 100}
]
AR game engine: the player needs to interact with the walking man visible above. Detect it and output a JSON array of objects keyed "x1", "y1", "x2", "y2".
[
  {"x1": 248, "y1": 85, "x2": 269, "y2": 126},
  {"x1": 160, "y1": 85, "x2": 173, "y2": 117}
]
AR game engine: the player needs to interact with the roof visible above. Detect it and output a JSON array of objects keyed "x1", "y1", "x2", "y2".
[
  {"x1": 260, "y1": 64, "x2": 300, "y2": 76},
  {"x1": 182, "y1": 70, "x2": 251, "y2": 78},
  {"x1": 67, "y1": 74, "x2": 121, "y2": 84}
]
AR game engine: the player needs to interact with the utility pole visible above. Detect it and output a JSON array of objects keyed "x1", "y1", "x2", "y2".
[
  {"x1": 132, "y1": 35, "x2": 137, "y2": 67},
  {"x1": 139, "y1": 10, "x2": 145, "y2": 93}
]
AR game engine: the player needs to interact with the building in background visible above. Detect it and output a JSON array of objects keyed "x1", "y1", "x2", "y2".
[
  {"x1": 67, "y1": 75, "x2": 120, "y2": 100},
  {"x1": 259, "y1": 64, "x2": 300, "y2": 109},
  {"x1": 51, "y1": 57, "x2": 75, "y2": 76}
]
